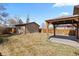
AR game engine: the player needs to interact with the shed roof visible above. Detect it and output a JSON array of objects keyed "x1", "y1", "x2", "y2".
[{"x1": 15, "y1": 22, "x2": 40, "y2": 27}]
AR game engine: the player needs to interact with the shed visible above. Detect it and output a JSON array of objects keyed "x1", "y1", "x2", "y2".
[{"x1": 15, "y1": 22, "x2": 40, "y2": 34}]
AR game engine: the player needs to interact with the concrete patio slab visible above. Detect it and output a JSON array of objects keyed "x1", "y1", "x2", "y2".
[{"x1": 49, "y1": 35, "x2": 79, "y2": 48}]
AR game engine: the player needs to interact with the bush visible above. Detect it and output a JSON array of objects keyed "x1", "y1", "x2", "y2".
[{"x1": 0, "y1": 25, "x2": 5, "y2": 34}]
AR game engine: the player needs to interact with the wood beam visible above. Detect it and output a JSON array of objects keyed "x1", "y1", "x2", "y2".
[
  {"x1": 75, "y1": 18, "x2": 79, "y2": 21},
  {"x1": 75, "y1": 18, "x2": 79, "y2": 39}
]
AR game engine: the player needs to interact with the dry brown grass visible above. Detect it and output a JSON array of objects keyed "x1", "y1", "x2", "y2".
[{"x1": 0, "y1": 33, "x2": 79, "y2": 56}]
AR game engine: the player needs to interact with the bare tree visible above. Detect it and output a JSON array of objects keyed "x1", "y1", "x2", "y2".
[
  {"x1": 7, "y1": 17, "x2": 23, "y2": 27},
  {"x1": 0, "y1": 4, "x2": 8, "y2": 24},
  {"x1": 41, "y1": 22, "x2": 46, "y2": 29},
  {"x1": 14, "y1": 16, "x2": 23, "y2": 24},
  {"x1": 8, "y1": 18, "x2": 18, "y2": 27},
  {"x1": 0, "y1": 4, "x2": 9, "y2": 34},
  {"x1": 26, "y1": 14, "x2": 30, "y2": 23},
  {"x1": 18, "y1": 19, "x2": 23, "y2": 24}
]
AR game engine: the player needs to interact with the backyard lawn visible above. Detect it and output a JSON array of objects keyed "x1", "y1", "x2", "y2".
[{"x1": 0, "y1": 33, "x2": 79, "y2": 56}]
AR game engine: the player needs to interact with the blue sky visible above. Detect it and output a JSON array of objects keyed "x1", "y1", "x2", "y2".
[{"x1": 4, "y1": 3, "x2": 74, "y2": 26}]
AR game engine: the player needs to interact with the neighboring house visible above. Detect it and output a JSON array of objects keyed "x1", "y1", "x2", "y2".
[
  {"x1": 0, "y1": 24, "x2": 16, "y2": 34},
  {"x1": 15, "y1": 22, "x2": 40, "y2": 34},
  {"x1": 55, "y1": 24, "x2": 75, "y2": 30},
  {"x1": 73, "y1": 5, "x2": 79, "y2": 15},
  {"x1": 2, "y1": 27, "x2": 16, "y2": 34}
]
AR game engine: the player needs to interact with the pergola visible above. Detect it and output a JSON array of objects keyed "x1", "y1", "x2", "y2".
[{"x1": 46, "y1": 15, "x2": 79, "y2": 39}]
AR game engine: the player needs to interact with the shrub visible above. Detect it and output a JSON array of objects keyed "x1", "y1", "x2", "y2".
[{"x1": 0, "y1": 25, "x2": 5, "y2": 34}]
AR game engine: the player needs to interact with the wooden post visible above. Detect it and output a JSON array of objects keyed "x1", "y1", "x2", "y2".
[
  {"x1": 53, "y1": 24, "x2": 56, "y2": 36},
  {"x1": 76, "y1": 23, "x2": 79, "y2": 39},
  {"x1": 15, "y1": 26, "x2": 18, "y2": 34},
  {"x1": 46, "y1": 21, "x2": 49, "y2": 37},
  {"x1": 25, "y1": 25, "x2": 26, "y2": 34}
]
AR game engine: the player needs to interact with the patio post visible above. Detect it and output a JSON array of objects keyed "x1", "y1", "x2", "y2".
[
  {"x1": 25, "y1": 25, "x2": 26, "y2": 34},
  {"x1": 76, "y1": 23, "x2": 79, "y2": 39},
  {"x1": 53, "y1": 24, "x2": 56, "y2": 36},
  {"x1": 46, "y1": 21, "x2": 49, "y2": 37}
]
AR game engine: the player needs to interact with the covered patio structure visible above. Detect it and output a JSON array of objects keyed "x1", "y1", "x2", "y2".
[{"x1": 46, "y1": 15, "x2": 79, "y2": 40}]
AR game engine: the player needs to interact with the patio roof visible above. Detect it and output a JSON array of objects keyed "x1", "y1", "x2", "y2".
[{"x1": 46, "y1": 15, "x2": 79, "y2": 24}]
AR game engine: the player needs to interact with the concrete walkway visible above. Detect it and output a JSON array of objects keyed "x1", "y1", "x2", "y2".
[{"x1": 49, "y1": 35, "x2": 79, "y2": 48}]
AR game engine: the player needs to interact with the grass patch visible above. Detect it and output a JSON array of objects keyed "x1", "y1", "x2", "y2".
[{"x1": 0, "y1": 33, "x2": 79, "y2": 56}]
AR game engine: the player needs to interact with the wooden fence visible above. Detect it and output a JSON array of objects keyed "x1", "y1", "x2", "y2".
[{"x1": 41, "y1": 29, "x2": 76, "y2": 36}]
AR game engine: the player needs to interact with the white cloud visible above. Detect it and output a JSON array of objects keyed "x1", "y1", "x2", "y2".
[
  {"x1": 53, "y1": 0, "x2": 79, "y2": 7},
  {"x1": 59, "y1": 12, "x2": 69, "y2": 15},
  {"x1": 57, "y1": 12, "x2": 70, "y2": 17}
]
